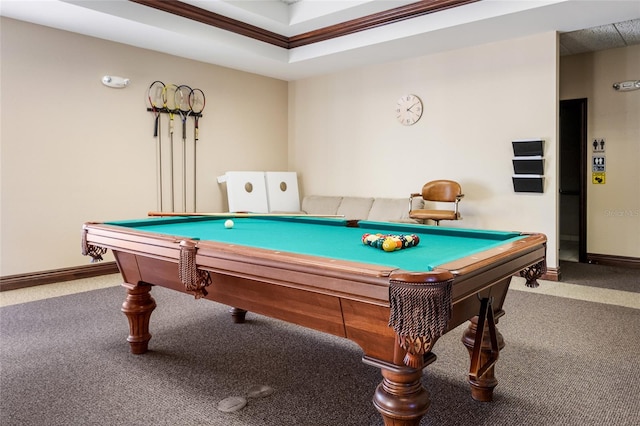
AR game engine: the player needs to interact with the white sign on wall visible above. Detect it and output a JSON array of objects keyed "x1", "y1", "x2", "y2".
[{"x1": 592, "y1": 156, "x2": 605, "y2": 172}]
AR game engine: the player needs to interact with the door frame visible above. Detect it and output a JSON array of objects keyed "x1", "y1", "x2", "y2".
[{"x1": 559, "y1": 98, "x2": 588, "y2": 263}]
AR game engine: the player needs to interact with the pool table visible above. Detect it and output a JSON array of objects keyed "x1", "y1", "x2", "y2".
[{"x1": 82, "y1": 215, "x2": 546, "y2": 425}]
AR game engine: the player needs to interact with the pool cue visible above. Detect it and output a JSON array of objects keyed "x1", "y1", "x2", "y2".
[{"x1": 148, "y1": 212, "x2": 345, "y2": 218}]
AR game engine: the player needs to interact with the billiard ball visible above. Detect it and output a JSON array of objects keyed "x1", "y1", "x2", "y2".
[
  {"x1": 382, "y1": 238, "x2": 397, "y2": 252},
  {"x1": 224, "y1": 219, "x2": 234, "y2": 229}
]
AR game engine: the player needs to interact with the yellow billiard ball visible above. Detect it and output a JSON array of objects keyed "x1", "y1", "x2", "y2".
[
  {"x1": 224, "y1": 219, "x2": 234, "y2": 229},
  {"x1": 382, "y1": 238, "x2": 397, "y2": 252}
]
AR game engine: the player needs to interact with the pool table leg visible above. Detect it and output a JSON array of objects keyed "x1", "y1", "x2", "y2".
[
  {"x1": 460, "y1": 299, "x2": 505, "y2": 402},
  {"x1": 121, "y1": 282, "x2": 156, "y2": 354},
  {"x1": 364, "y1": 355, "x2": 435, "y2": 425}
]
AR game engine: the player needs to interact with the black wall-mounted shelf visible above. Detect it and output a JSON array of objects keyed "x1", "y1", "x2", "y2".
[
  {"x1": 512, "y1": 139, "x2": 544, "y2": 193},
  {"x1": 513, "y1": 175, "x2": 544, "y2": 193},
  {"x1": 513, "y1": 156, "x2": 544, "y2": 175},
  {"x1": 512, "y1": 139, "x2": 544, "y2": 156}
]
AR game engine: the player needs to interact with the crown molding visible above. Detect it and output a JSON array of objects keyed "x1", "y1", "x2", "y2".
[{"x1": 129, "y1": 0, "x2": 479, "y2": 49}]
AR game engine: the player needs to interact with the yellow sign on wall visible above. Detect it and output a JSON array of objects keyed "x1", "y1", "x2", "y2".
[{"x1": 592, "y1": 172, "x2": 606, "y2": 184}]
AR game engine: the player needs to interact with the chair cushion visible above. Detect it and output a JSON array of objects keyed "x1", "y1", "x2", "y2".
[{"x1": 409, "y1": 209, "x2": 458, "y2": 221}]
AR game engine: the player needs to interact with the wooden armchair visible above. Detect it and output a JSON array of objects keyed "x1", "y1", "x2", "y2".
[{"x1": 409, "y1": 180, "x2": 464, "y2": 225}]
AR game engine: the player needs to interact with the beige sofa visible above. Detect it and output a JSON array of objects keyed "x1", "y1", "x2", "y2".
[{"x1": 299, "y1": 195, "x2": 424, "y2": 223}]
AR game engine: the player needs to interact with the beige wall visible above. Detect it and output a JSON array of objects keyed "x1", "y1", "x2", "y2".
[
  {"x1": 560, "y1": 45, "x2": 640, "y2": 258},
  {"x1": 8, "y1": 15, "x2": 636, "y2": 277},
  {"x1": 290, "y1": 32, "x2": 559, "y2": 265},
  {"x1": 0, "y1": 18, "x2": 288, "y2": 275}
]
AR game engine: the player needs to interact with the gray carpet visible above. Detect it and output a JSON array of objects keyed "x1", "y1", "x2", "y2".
[
  {"x1": 1, "y1": 285, "x2": 639, "y2": 425},
  {"x1": 559, "y1": 260, "x2": 639, "y2": 293}
]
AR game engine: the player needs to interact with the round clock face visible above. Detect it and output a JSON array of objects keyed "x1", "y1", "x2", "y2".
[{"x1": 396, "y1": 94, "x2": 423, "y2": 126}]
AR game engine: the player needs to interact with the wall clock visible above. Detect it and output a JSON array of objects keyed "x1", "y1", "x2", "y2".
[{"x1": 396, "y1": 94, "x2": 423, "y2": 126}]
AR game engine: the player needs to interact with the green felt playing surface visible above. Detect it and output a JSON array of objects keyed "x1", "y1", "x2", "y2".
[{"x1": 106, "y1": 216, "x2": 525, "y2": 272}]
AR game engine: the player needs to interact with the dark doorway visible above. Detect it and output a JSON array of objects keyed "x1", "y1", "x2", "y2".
[{"x1": 559, "y1": 99, "x2": 587, "y2": 263}]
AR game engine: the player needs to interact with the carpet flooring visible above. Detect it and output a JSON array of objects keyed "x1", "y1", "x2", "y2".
[
  {"x1": 559, "y1": 260, "x2": 639, "y2": 293},
  {"x1": 1, "y1": 283, "x2": 639, "y2": 425}
]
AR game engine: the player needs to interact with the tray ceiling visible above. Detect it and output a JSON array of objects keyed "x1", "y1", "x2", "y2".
[{"x1": 2, "y1": 0, "x2": 639, "y2": 80}]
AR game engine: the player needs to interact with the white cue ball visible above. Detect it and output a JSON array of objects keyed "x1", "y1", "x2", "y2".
[{"x1": 224, "y1": 219, "x2": 234, "y2": 229}]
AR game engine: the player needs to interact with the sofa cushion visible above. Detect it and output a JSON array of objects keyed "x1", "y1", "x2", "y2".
[
  {"x1": 301, "y1": 195, "x2": 343, "y2": 215},
  {"x1": 336, "y1": 197, "x2": 375, "y2": 220},
  {"x1": 300, "y1": 195, "x2": 423, "y2": 223},
  {"x1": 367, "y1": 198, "x2": 419, "y2": 223}
]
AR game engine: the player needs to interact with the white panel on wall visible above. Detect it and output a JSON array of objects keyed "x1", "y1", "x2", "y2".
[
  {"x1": 265, "y1": 172, "x2": 300, "y2": 212},
  {"x1": 217, "y1": 171, "x2": 269, "y2": 213}
]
